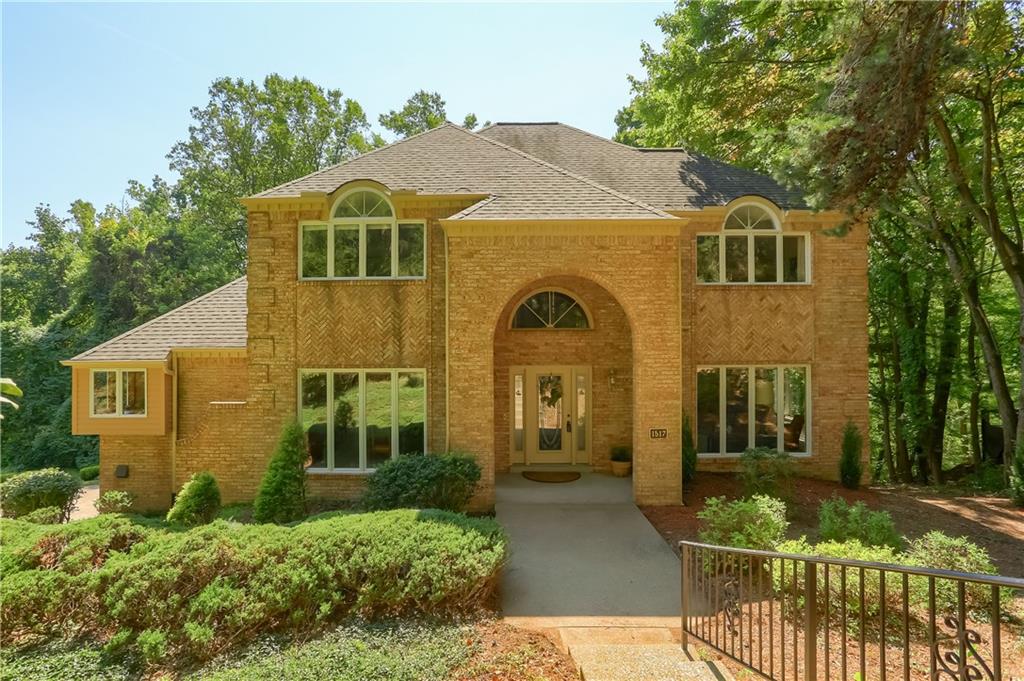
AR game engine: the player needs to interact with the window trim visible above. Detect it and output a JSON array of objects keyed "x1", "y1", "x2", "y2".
[
  {"x1": 89, "y1": 368, "x2": 147, "y2": 418},
  {"x1": 696, "y1": 232, "x2": 811, "y2": 285},
  {"x1": 695, "y1": 364, "x2": 811, "y2": 458},
  {"x1": 298, "y1": 189, "x2": 426, "y2": 281},
  {"x1": 509, "y1": 288, "x2": 593, "y2": 330},
  {"x1": 299, "y1": 368, "x2": 428, "y2": 474}
]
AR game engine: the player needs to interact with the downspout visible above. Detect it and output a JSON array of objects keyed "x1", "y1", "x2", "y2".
[
  {"x1": 444, "y1": 227, "x2": 451, "y2": 451},
  {"x1": 678, "y1": 230, "x2": 685, "y2": 504},
  {"x1": 171, "y1": 353, "x2": 178, "y2": 495}
]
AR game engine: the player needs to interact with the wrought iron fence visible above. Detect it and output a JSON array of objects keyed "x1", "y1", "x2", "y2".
[{"x1": 679, "y1": 540, "x2": 1024, "y2": 681}]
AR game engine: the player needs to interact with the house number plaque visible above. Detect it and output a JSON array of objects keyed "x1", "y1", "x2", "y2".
[{"x1": 649, "y1": 428, "x2": 668, "y2": 439}]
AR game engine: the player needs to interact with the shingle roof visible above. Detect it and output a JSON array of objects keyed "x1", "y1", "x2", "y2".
[
  {"x1": 69, "y1": 277, "x2": 247, "y2": 362},
  {"x1": 254, "y1": 123, "x2": 675, "y2": 220},
  {"x1": 477, "y1": 122, "x2": 807, "y2": 211}
]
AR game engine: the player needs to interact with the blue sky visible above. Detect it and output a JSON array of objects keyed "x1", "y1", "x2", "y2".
[{"x1": 1, "y1": 2, "x2": 671, "y2": 245}]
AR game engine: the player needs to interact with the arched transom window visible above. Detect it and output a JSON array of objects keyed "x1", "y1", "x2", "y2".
[
  {"x1": 512, "y1": 290, "x2": 590, "y2": 329},
  {"x1": 697, "y1": 201, "x2": 809, "y2": 284},
  {"x1": 299, "y1": 188, "x2": 426, "y2": 280}
]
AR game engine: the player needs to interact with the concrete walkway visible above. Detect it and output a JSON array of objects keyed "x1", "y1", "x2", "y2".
[
  {"x1": 497, "y1": 472, "x2": 681, "y2": 622},
  {"x1": 70, "y1": 483, "x2": 100, "y2": 521}
]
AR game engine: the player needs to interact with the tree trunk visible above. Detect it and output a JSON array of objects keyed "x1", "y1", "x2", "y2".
[
  {"x1": 921, "y1": 284, "x2": 960, "y2": 484},
  {"x1": 967, "y1": 318, "x2": 982, "y2": 467}
]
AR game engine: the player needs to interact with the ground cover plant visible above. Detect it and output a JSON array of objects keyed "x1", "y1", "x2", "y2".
[{"x1": 1, "y1": 509, "x2": 506, "y2": 667}]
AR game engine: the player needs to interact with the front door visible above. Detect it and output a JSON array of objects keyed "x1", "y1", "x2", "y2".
[{"x1": 521, "y1": 365, "x2": 591, "y2": 465}]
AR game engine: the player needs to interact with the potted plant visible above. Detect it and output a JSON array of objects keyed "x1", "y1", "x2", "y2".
[{"x1": 610, "y1": 445, "x2": 632, "y2": 477}]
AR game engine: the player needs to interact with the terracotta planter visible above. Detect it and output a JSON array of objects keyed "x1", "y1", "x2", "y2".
[{"x1": 610, "y1": 460, "x2": 632, "y2": 477}]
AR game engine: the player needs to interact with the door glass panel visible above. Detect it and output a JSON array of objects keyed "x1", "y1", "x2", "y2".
[
  {"x1": 537, "y1": 374, "x2": 563, "y2": 451},
  {"x1": 513, "y1": 374, "x2": 524, "y2": 452},
  {"x1": 696, "y1": 368, "x2": 720, "y2": 453},
  {"x1": 398, "y1": 371, "x2": 426, "y2": 455},
  {"x1": 365, "y1": 372, "x2": 393, "y2": 468},
  {"x1": 301, "y1": 372, "x2": 328, "y2": 468},
  {"x1": 754, "y1": 235, "x2": 778, "y2": 283},
  {"x1": 575, "y1": 373, "x2": 587, "y2": 452},
  {"x1": 333, "y1": 225, "x2": 359, "y2": 277},
  {"x1": 725, "y1": 368, "x2": 750, "y2": 453},
  {"x1": 365, "y1": 224, "x2": 392, "y2": 277},
  {"x1": 754, "y1": 368, "x2": 778, "y2": 448},
  {"x1": 333, "y1": 372, "x2": 360, "y2": 468},
  {"x1": 725, "y1": 235, "x2": 749, "y2": 282},
  {"x1": 784, "y1": 367, "x2": 808, "y2": 452}
]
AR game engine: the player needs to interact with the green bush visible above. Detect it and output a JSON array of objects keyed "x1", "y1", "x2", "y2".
[
  {"x1": 95, "y1": 490, "x2": 134, "y2": 514},
  {"x1": 610, "y1": 445, "x2": 632, "y2": 462},
  {"x1": 905, "y1": 531, "x2": 1008, "y2": 614},
  {"x1": 79, "y1": 464, "x2": 100, "y2": 481},
  {"x1": 681, "y1": 413, "x2": 697, "y2": 483},
  {"x1": 739, "y1": 447, "x2": 794, "y2": 501},
  {"x1": 1009, "y1": 440, "x2": 1024, "y2": 507},
  {"x1": 776, "y1": 537, "x2": 902, "y2": 628},
  {"x1": 21, "y1": 506, "x2": 64, "y2": 525},
  {"x1": 817, "y1": 496, "x2": 901, "y2": 548},
  {"x1": 839, "y1": 420, "x2": 863, "y2": 489},
  {"x1": 1, "y1": 509, "x2": 506, "y2": 664},
  {"x1": 166, "y1": 472, "x2": 221, "y2": 526},
  {"x1": 361, "y1": 453, "x2": 481, "y2": 512},
  {"x1": 253, "y1": 422, "x2": 307, "y2": 524},
  {"x1": 697, "y1": 495, "x2": 788, "y2": 551},
  {"x1": 0, "y1": 468, "x2": 83, "y2": 522}
]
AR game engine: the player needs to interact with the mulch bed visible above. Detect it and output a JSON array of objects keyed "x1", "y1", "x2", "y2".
[
  {"x1": 455, "y1": 620, "x2": 578, "y2": 681},
  {"x1": 640, "y1": 473, "x2": 1024, "y2": 577}
]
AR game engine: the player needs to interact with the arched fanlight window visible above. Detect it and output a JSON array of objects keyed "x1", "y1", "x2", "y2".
[
  {"x1": 333, "y1": 189, "x2": 394, "y2": 218},
  {"x1": 723, "y1": 203, "x2": 778, "y2": 230},
  {"x1": 512, "y1": 290, "x2": 590, "y2": 329}
]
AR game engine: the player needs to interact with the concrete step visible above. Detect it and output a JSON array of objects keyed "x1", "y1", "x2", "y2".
[{"x1": 570, "y1": 643, "x2": 730, "y2": 681}]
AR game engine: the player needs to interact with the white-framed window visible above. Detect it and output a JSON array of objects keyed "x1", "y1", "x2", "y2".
[
  {"x1": 695, "y1": 365, "x2": 810, "y2": 457},
  {"x1": 511, "y1": 290, "x2": 591, "y2": 329},
  {"x1": 90, "y1": 369, "x2": 147, "y2": 417},
  {"x1": 696, "y1": 202, "x2": 810, "y2": 284},
  {"x1": 299, "y1": 189, "x2": 426, "y2": 280},
  {"x1": 299, "y1": 368, "x2": 427, "y2": 472}
]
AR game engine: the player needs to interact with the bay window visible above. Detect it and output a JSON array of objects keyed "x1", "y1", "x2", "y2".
[
  {"x1": 90, "y1": 369, "x2": 146, "y2": 417},
  {"x1": 300, "y1": 368, "x2": 426, "y2": 472},
  {"x1": 300, "y1": 189, "x2": 425, "y2": 280},
  {"x1": 695, "y1": 365, "x2": 809, "y2": 456}
]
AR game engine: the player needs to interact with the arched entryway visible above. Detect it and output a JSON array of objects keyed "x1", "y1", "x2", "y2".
[{"x1": 492, "y1": 275, "x2": 634, "y2": 475}]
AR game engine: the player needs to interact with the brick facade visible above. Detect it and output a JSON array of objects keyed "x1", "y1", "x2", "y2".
[{"x1": 92, "y1": 194, "x2": 868, "y2": 512}]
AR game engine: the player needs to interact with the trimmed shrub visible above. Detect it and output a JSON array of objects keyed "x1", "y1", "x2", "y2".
[
  {"x1": 681, "y1": 413, "x2": 697, "y2": 484},
  {"x1": 0, "y1": 468, "x2": 83, "y2": 522},
  {"x1": 697, "y1": 495, "x2": 788, "y2": 551},
  {"x1": 839, "y1": 420, "x2": 863, "y2": 489},
  {"x1": 253, "y1": 422, "x2": 307, "y2": 524},
  {"x1": 79, "y1": 464, "x2": 100, "y2": 481},
  {"x1": 905, "y1": 531, "x2": 1008, "y2": 614},
  {"x1": 95, "y1": 490, "x2": 134, "y2": 514},
  {"x1": 1, "y1": 509, "x2": 506, "y2": 664},
  {"x1": 818, "y1": 496, "x2": 901, "y2": 549},
  {"x1": 361, "y1": 453, "x2": 481, "y2": 512},
  {"x1": 166, "y1": 472, "x2": 221, "y2": 526},
  {"x1": 21, "y1": 505, "x2": 64, "y2": 525},
  {"x1": 739, "y1": 447, "x2": 794, "y2": 501}
]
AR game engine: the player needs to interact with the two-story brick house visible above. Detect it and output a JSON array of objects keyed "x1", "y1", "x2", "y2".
[{"x1": 64, "y1": 122, "x2": 868, "y2": 511}]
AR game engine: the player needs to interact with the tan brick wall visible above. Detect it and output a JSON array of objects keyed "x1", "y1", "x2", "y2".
[
  {"x1": 493, "y1": 274, "x2": 633, "y2": 473},
  {"x1": 95, "y1": 195, "x2": 868, "y2": 512},
  {"x1": 176, "y1": 356, "x2": 248, "y2": 439}
]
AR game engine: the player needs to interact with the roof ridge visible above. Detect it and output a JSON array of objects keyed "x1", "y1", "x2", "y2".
[
  {"x1": 452, "y1": 125, "x2": 676, "y2": 219},
  {"x1": 69, "y1": 276, "x2": 247, "y2": 362},
  {"x1": 252, "y1": 124, "x2": 463, "y2": 199}
]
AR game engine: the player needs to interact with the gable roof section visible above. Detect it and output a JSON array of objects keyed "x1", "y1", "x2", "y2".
[
  {"x1": 68, "y1": 277, "x2": 248, "y2": 362},
  {"x1": 477, "y1": 122, "x2": 807, "y2": 211},
  {"x1": 253, "y1": 124, "x2": 675, "y2": 221}
]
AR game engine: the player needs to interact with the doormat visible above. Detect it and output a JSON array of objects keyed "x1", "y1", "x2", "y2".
[{"x1": 522, "y1": 471, "x2": 581, "y2": 483}]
